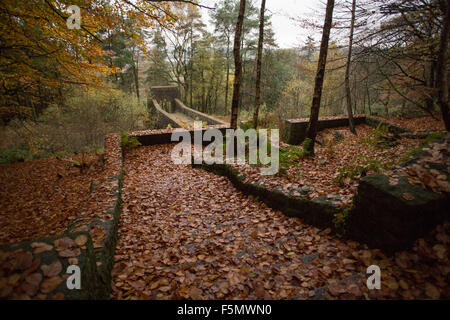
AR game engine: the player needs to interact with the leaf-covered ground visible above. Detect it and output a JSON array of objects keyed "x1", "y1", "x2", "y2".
[
  {"x1": 0, "y1": 156, "x2": 103, "y2": 246},
  {"x1": 0, "y1": 133, "x2": 123, "y2": 248},
  {"x1": 0, "y1": 134, "x2": 123, "y2": 299},
  {"x1": 233, "y1": 125, "x2": 423, "y2": 206},
  {"x1": 112, "y1": 144, "x2": 449, "y2": 300},
  {"x1": 375, "y1": 115, "x2": 445, "y2": 133}
]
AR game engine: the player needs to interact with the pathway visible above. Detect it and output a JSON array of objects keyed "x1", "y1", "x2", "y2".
[
  {"x1": 170, "y1": 112, "x2": 197, "y2": 128},
  {"x1": 111, "y1": 144, "x2": 448, "y2": 300}
]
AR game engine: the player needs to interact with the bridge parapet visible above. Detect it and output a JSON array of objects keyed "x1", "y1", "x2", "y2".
[
  {"x1": 283, "y1": 115, "x2": 367, "y2": 145},
  {"x1": 149, "y1": 98, "x2": 183, "y2": 129},
  {"x1": 148, "y1": 86, "x2": 230, "y2": 129},
  {"x1": 174, "y1": 99, "x2": 228, "y2": 126}
]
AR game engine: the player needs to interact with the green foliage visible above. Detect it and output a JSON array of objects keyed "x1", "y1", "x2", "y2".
[
  {"x1": 54, "y1": 149, "x2": 75, "y2": 159},
  {"x1": 422, "y1": 132, "x2": 445, "y2": 144},
  {"x1": 240, "y1": 121, "x2": 254, "y2": 131},
  {"x1": 360, "y1": 123, "x2": 388, "y2": 144},
  {"x1": 333, "y1": 156, "x2": 392, "y2": 184},
  {"x1": 120, "y1": 132, "x2": 141, "y2": 151},
  {"x1": 0, "y1": 89, "x2": 153, "y2": 163},
  {"x1": 333, "y1": 207, "x2": 351, "y2": 238},
  {"x1": 370, "y1": 103, "x2": 427, "y2": 118},
  {"x1": 84, "y1": 146, "x2": 105, "y2": 156},
  {"x1": 359, "y1": 124, "x2": 396, "y2": 150},
  {"x1": 0, "y1": 147, "x2": 33, "y2": 164},
  {"x1": 239, "y1": 104, "x2": 279, "y2": 129},
  {"x1": 146, "y1": 31, "x2": 171, "y2": 86},
  {"x1": 301, "y1": 138, "x2": 313, "y2": 156},
  {"x1": 279, "y1": 145, "x2": 308, "y2": 168}
]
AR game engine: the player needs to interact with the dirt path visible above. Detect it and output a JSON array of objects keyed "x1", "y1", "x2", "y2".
[{"x1": 111, "y1": 144, "x2": 449, "y2": 300}]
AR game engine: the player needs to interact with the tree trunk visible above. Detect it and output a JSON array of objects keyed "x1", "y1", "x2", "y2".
[
  {"x1": 366, "y1": 80, "x2": 372, "y2": 115},
  {"x1": 134, "y1": 57, "x2": 140, "y2": 101},
  {"x1": 362, "y1": 90, "x2": 366, "y2": 114},
  {"x1": 401, "y1": 100, "x2": 406, "y2": 117},
  {"x1": 437, "y1": 0, "x2": 450, "y2": 131},
  {"x1": 225, "y1": 37, "x2": 230, "y2": 114},
  {"x1": 252, "y1": 0, "x2": 266, "y2": 129},
  {"x1": 384, "y1": 95, "x2": 390, "y2": 117},
  {"x1": 305, "y1": 0, "x2": 335, "y2": 155},
  {"x1": 190, "y1": 27, "x2": 194, "y2": 108},
  {"x1": 345, "y1": 0, "x2": 357, "y2": 134},
  {"x1": 230, "y1": 0, "x2": 246, "y2": 129},
  {"x1": 425, "y1": 60, "x2": 436, "y2": 112}
]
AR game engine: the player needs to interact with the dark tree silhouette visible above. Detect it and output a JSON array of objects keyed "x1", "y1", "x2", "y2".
[
  {"x1": 231, "y1": 0, "x2": 246, "y2": 129},
  {"x1": 252, "y1": 0, "x2": 266, "y2": 129},
  {"x1": 305, "y1": 0, "x2": 335, "y2": 155}
]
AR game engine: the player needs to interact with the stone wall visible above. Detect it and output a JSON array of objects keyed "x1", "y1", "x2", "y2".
[
  {"x1": 283, "y1": 116, "x2": 367, "y2": 145},
  {"x1": 348, "y1": 136, "x2": 449, "y2": 253},
  {"x1": 364, "y1": 116, "x2": 409, "y2": 135},
  {"x1": 192, "y1": 162, "x2": 341, "y2": 231},
  {"x1": 148, "y1": 87, "x2": 228, "y2": 129},
  {"x1": 349, "y1": 174, "x2": 449, "y2": 253},
  {"x1": 148, "y1": 99, "x2": 183, "y2": 129},
  {"x1": 132, "y1": 126, "x2": 229, "y2": 146},
  {"x1": 194, "y1": 135, "x2": 449, "y2": 254},
  {"x1": 0, "y1": 134, "x2": 125, "y2": 300}
]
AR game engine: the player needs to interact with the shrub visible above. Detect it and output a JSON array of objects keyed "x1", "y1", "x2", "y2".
[
  {"x1": 333, "y1": 156, "x2": 390, "y2": 184},
  {"x1": 301, "y1": 138, "x2": 313, "y2": 156},
  {"x1": 277, "y1": 142, "x2": 313, "y2": 171},
  {"x1": 333, "y1": 207, "x2": 351, "y2": 238},
  {"x1": 422, "y1": 132, "x2": 445, "y2": 144},
  {"x1": 0, "y1": 88, "x2": 154, "y2": 163},
  {"x1": 359, "y1": 124, "x2": 397, "y2": 150},
  {"x1": 120, "y1": 132, "x2": 141, "y2": 151},
  {"x1": 240, "y1": 121, "x2": 254, "y2": 131},
  {"x1": 0, "y1": 147, "x2": 33, "y2": 164}
]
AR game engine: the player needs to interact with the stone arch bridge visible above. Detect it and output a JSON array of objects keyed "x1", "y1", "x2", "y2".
[{"x1": 148, "y1": 86, "x2": 229, "y2": 129}]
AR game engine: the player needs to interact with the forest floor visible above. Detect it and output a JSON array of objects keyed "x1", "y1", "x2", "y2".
[
  {"x1": 375, "y1": 115, "x2": 446, "y2": 133},
  {"x1": 233, "y1": 121, "x2": 447, "y2": 207},
  {"x1": 0, "y1": 155, "x2": 105, "y2": 247},
  {"x1": 0, "y1": 116, "x2": 448, "y2": 300},
  {"x1": 110, "y1": 144, "x2": 449, "y2": 300}
]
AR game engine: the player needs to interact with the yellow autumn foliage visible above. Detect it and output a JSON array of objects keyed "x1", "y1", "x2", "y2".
[{"x1": 0, "y1": 0, "x2": 176, "y2": 119}]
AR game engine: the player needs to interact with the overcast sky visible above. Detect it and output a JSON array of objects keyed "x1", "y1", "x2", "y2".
[{"x1": 200, "y1": 0, "x2": 324, "y2": 49}]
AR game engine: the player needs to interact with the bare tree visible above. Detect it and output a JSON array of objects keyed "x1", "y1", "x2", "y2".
[
  {"x1": 437, "y1": 0, "x2": 450, "y2": 131},
  {"x1": 305, "y1": 0, "x2": 335, "y2": 155},
  {"x1": 344, "y1": 0, "x2": 357, "y2": 134},
  {"x1": 252, "y1": 0, "x2": 266, "y2": 129},
  {"x1": 230, "y1": 0, "x2": 246, "y2": 129}
]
